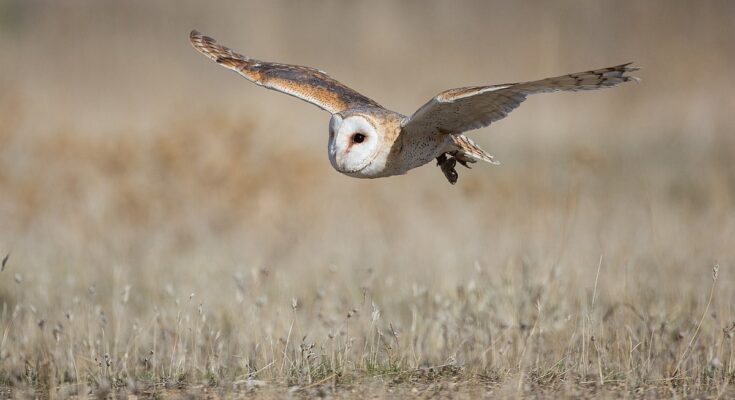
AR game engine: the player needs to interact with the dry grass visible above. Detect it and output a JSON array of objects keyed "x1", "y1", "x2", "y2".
[
  {"x1": 1, "y1": 1, "x2": 735, "y2": 398},
  {"x1": 1, "y1": 105, "x2": 734, "y2": 399}
]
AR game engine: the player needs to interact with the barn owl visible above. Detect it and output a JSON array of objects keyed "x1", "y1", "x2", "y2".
[{"x1": 190, "y1": 30, "x2": 638, "y2": 184}]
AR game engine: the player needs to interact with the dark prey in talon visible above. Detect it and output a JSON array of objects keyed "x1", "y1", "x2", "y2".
[
  {"x1": 190, "y1": 30, "x2": 639, "y2": 184},
  {"x1": 437, "y1": 154, "x2": 459, "y2": 185}
]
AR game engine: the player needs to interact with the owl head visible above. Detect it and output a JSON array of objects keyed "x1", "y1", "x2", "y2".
[{"x1": 328, "y1": 112, "x2": 388, "y2": 178}]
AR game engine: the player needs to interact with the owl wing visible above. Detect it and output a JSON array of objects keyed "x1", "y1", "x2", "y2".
[
  {"x1": 402, "y1": 64, "x2": 639, "y2": 136},
  {"x1": 190, "y1": 30, "x2": 382, "y2": 114}
]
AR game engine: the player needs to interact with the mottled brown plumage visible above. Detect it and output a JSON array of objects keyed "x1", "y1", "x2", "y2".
[
  {"x1": 190, "y1": 30, "x2": 380, "y2": 113},
  {"x1": 189, "y1": 30, "x2": 639, "y2": 184}
]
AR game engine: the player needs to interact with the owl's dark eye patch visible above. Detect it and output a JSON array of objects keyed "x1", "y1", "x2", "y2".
[{"x1": 352, "y1": 133, "x2": 366, "y2": 143}]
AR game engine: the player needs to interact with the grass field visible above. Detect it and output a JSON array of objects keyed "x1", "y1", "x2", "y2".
[{"x1": 1, "y1": 1, "x2": 735, "y2": 398}]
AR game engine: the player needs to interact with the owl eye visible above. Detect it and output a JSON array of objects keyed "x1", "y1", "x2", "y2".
[{"x1": 352, "y1": 133, "x2": 366, "y2": 144}]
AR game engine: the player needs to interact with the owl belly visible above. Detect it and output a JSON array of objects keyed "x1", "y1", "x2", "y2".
[{"x1": 398, "y1": 135, "x2": 450, "y2": 174}]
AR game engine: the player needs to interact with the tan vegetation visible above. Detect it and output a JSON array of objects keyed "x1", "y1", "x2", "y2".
[{"x1": 1, "y1": 1, "x2": 734, "y2": 398}]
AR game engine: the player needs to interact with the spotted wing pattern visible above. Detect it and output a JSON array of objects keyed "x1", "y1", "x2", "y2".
[
  {"x1": 402, "y1": 64, "x2": 639, "y2": 135},
  {"x1": 189, "y1": 30, "x2": 381, "y2": 114}
]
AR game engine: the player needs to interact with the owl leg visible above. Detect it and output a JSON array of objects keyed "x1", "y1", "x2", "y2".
[
  {"x1": 453, "y1": 153, "x2": 477, "y2": 169},
  {"x1": 436, "y1": 153, "x2": 459, "y2": 185}
]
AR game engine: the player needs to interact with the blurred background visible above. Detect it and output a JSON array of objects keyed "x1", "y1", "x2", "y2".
[{"x1": 0, "y1": 0, "x2": 734, "y2": 385}]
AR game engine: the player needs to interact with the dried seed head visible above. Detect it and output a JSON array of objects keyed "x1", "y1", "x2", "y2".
[
  {"x1": 389, "y1": 323, "x2": 400, "y2": 339},
  {"x1": 121, "y1": 285, "x2": 131, "y2": 304},
  {"x1": 371, "y1": 303, "x2": 380, "y2": 322},
  {"x1": 724, "y1": 322, "x2": 735, "y2": 338},
  {"x1": 1, "y1": 253, "x2": 9, "y2": 272},
  {"x1": 53, "y1": 323, "x2": 63, "y2": 341}
]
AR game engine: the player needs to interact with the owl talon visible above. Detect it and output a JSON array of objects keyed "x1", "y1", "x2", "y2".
[{"x1": 437, "y1": 154, "x2": 459, "y2": 184}]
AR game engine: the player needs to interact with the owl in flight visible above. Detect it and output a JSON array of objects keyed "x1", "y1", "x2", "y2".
[{"x1": 190, "y1": 30, "x2": 638, "y2": 184}]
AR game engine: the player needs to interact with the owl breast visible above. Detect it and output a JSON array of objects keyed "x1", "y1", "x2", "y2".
[{"x1": 392, "y1": 131, "x2": 449, "y2": 173}]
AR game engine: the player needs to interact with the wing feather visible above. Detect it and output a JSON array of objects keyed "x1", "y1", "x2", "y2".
[
  {"x1": 189, "y1": 30, "x2": 381, "y2": 114},
  {"x1": 403, "y1": 64, "x2": 639, "y2": 135}
]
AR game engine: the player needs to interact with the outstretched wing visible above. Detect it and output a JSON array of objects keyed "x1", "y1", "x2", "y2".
[
  {"x1": 402, "y1": 64, "x2": 639, "y2": 135},
  {"x1": 189, "y1": 30, "x2": 381, "y2": 114}
]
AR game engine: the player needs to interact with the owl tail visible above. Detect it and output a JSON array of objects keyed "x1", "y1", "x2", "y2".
[{"x1": 449, "y1": 134, "x2": 500, "y2": 166}]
